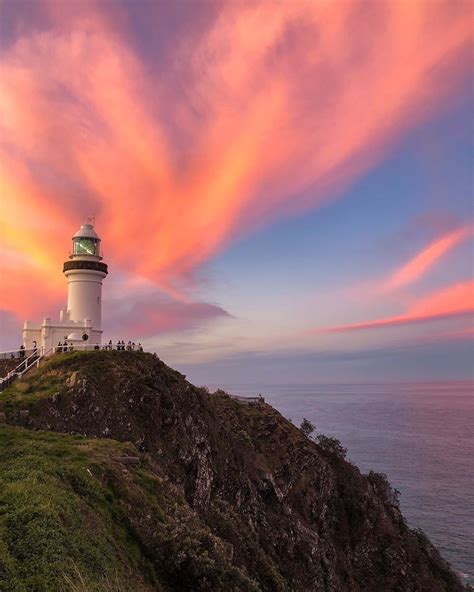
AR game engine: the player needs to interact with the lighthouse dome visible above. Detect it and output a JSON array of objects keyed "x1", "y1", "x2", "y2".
[{"x1": 73, "y1": 223, "x2": 100, "y2": 240}]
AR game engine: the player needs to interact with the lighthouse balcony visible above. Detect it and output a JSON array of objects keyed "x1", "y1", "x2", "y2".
[{"x1": 63, "y1": 260, "x2": 108, "y2": 274}]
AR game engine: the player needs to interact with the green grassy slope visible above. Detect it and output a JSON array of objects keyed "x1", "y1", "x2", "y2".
[
  {"x1": 0, "y1": 426, "x2": 158, "y2": 592},
  {"x1": 0, "y1": 423, "x2": 259, "y2": 592}
]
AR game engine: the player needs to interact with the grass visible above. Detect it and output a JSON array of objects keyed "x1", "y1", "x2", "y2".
[
  {"x1": 0, "y1": 426, "x2": 159, "y2": 592},
  {"x1": 0, "y1": 368, "x2": 66, "y2": 408},
  {"x1": 0, "y1": 424, "x2": 257, "y2": 591},
  {"x1": 62, "y1": 562, "x2": 135, "y2": 591},
  {"x1": 133, "y1": 470, "x2": 166, "y2": 522},
  {"x1": 0, "y1": 350, "x2": 153, "y2": 410}
]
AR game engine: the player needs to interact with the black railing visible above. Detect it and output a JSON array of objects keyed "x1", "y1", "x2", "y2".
[{"x1": 63, "y1": 260, "x2": 108, "y2": 274}]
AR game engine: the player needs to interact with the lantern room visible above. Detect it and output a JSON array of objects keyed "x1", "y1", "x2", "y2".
[{"x1": 72, "y1": 223, "x2": 102, "y2": 258}]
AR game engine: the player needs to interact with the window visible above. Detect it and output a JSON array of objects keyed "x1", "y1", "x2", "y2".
[{"x1": 74, "y1": 238, "x2": 99, "y2": 256}]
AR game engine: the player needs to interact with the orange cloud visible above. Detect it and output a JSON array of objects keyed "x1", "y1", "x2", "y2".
[
  {"x1": 382, "y1": 226, "x2": 472, "y2": 291},
  {"x1": 0, "y1": 1, "x2": 472, "y2": 320},
  {"x1": 321, "y1": 280, "x2": 474, "y2": 333}
]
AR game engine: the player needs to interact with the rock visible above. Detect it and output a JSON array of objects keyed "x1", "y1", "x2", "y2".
[
  {"x1": 66, "y1": 371, "x2": 79, "y2": 387},
  {"x1": 119, "y1": 456, "x2": 140, "y2": 466},
  {"x1": 0, "y1": 350, "x2": 466, "y2": 592}
]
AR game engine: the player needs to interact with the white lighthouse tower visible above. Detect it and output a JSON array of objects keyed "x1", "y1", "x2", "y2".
[
  {"x1": 63, "y1": 223, "x2": 107, "y2": 331},
  {"x1": 23, "y1": 221, "x2": 108, "y2": 353}
]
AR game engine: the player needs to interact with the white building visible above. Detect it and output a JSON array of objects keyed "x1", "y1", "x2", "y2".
[{"x1": 23, "y1": 222, "x2": 108, "y2": 354}]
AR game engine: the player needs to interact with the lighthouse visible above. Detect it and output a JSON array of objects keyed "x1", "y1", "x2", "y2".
[
  {"x1": 63, "y1": 223, "x2": 108, "y2": 330},
  {"x1": 23, "y1": 221, "x2": 108, "y2": 353}
]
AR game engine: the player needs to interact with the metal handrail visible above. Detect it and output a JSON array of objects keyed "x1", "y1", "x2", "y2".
[
  {"x1": 0, "y1": 349, "x2": 34, "y2": 361},
  {"x1": 17, "y1": 346, "x2": 54, "y2": 378},
  {"x1": 17, "y1": 348, "x2": 41, "y2": 370},
  {"x1": 53, "y1": 343, "x2": 144, "y2": 353},
  {"x1": 54, "y1": 343, "x2": 109, "y2": 353},
  {"x1": 229, "y1": 394, "x2": 265, "y2": 404},
  {"x1": 0, "y1": 348, "x2": 43, "y2": 385}
]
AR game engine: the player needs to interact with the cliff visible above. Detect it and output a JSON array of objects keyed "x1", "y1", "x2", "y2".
[{"x1": 0, "y1": 351, "x2": 467, "y2": 591}]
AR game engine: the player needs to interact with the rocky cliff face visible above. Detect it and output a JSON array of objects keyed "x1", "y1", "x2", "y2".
[{"x1": 0, "y1": 351, "x2": 468, "y2": 591}]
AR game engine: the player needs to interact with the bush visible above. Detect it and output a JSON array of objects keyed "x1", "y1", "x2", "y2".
[
  {"x1": 367, "y1": 470, "x2": 400, "y2": 507},
  {"x1": 300, "y1": 418, "x2": 315, "y2": 437},
  {"x1": 316, "y1": 434, "x2": 347, "y2": 460},
  {"x1": 215, "y1": 389, "x2": 229, "y2": 396}
]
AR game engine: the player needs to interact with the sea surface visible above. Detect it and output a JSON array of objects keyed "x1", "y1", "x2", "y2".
[{"x1": 207, "y1": 381, "x2": 474, "y2": 584}]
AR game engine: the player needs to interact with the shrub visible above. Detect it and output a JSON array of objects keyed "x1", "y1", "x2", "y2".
[
  {"x1": 316, "y1": 434, "x2": 347, "y2": 460},
  {"x1": 367, "y1": 470, "x2": 400, "y2": 507},
  {"x1": 300, "y1": 418, "x2": 315, "y2": 437}
]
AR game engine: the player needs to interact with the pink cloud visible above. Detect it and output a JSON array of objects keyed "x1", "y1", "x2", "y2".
[
  {"x1": 104, "y1": 292, "x2": 231, "y2": 339},
  {"x1": 0, "y1": 1, "x2": 472, "y2": 323},
  {"x1": 382, "y1": 226, "x2": 472, "y2": 292},
  {"x1": 320, "y1": 280, "x2": 474, "y2": 333}
]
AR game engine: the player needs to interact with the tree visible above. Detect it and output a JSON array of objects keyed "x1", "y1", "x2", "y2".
[
  {"x1": 367, "y1": 470, "x2": 400, "y2": 507},
  {"x1": 300, "y1": 418, "x2": 315, "y2": 438},
  {"x1": 316, "y1": 434, "x2": 347, "y2": 460}
]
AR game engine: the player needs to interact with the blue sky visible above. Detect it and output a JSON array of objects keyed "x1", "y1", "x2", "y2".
[
  {"x1": 0, "y1": 0, "x2": 472, "y2": 384},
  {"x1": 170, "y1": 95, "x2": 473, "y2": 384}
]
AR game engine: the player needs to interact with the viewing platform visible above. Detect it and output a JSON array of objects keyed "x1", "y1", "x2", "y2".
[{"x1": 228, "y1": 394, "x2": 265, "y2": 405}]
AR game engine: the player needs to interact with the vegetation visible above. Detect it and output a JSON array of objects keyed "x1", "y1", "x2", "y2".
[
  {"x1": 0, "y1": 426, "x2": 158, "y2": 592},
  {"x1": 0, "y1": 350, "x2": 155, "y2": 411},
  {"x1": 0, "y1": 368, "x2": 67, "y2": 408},
  {"x1": 367, "y1": 470, "x2": 401, "y2": 507},
  {"x1": 299, "y1": 418, "x2": 348, "y2": 460},
  {"x1": 0, "y1": 359, "x2": 19, "y2": 378},
  {"x1": 315, "y1": 434, "x2": 347, "y2": 460},
  {"x1": 299, "y1": 417, "x2": 315, "y2": 437},
  {"x1": 0, "y1": 424, "x2": 260, "y2": 592}
]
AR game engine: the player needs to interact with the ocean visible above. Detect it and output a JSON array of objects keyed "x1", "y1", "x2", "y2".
[{"x1": 208, "y1": 381, "x2": 474, "y2": 585}]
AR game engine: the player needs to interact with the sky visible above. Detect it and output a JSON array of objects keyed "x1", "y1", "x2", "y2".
[{"x1": 0, "y1": 0, "x2": 473, "y2": 384}]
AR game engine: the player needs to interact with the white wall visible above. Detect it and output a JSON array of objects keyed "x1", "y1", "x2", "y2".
[
  {"x1": 65, "y1": 269, "x2": 105, "y2": 329},
  {"x1": 24, "y1": 321, "x2": 102, "y2": 354},
  {"x1": 23, "y1": 327, "x2": 41, "y2": 350}
]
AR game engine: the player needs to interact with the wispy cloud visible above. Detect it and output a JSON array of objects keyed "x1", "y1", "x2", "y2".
[
  {"x1": 321, "y1": 280, "x2": 474, "y2": 333},
  {"x1": 382, "y1": 226, "x2": 472, "y2": 292},
  {"x1": 0, "y1": 0, "x2": 471, "y2": 323}
]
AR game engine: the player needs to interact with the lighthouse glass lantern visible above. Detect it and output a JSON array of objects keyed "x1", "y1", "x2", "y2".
[
  {"x1": 73, "y1": 236, "x2": 100, "y2": 256},
  {"x1": 70, "y1": 222, "x2": 103, "y2": 258}
]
